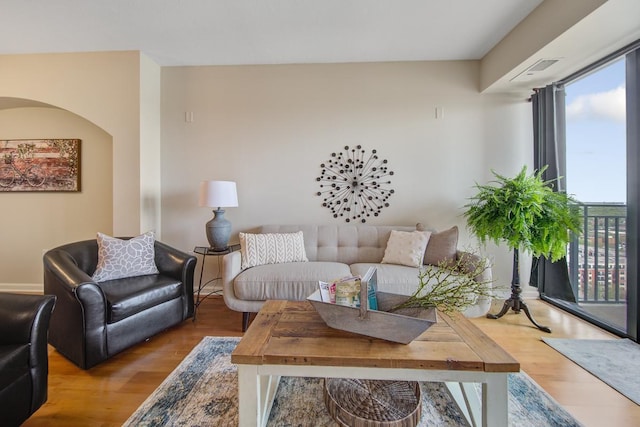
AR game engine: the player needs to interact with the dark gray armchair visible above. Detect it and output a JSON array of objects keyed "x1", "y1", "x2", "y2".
[
  {"x1": 0, "y1": 293, "x2": 56, "y2": 427},
  {"x1": 43, "y1": 238, "x2": 196, "y2": 369}
]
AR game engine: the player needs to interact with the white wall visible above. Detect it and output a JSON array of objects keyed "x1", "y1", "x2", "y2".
[
  {"x1": 0, "y1": 107, "x2": 112, "y2": 289},
  {"x1": 161, "y1": 61, "x2": 532, "y2": 287},
  {"x1": 0, "y1": 56, "x2": 532, "y2": 291},
  {"x1": 0, "y1": 51, "x2": 163, "y2": 291},
  {"x1": 481, "y1": 93, "x2": 535, "y2": 288},
  {"x1": 140, "y1": 55, "x2": 162, "y2": 236},
  {"x1": 0, "y1": 51, "x2": 144, "y2": 236}
]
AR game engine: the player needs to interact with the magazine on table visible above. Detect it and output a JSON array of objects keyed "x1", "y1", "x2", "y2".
[{"x1": 318, "y1": 266, "x2": 378, "y2": 310}]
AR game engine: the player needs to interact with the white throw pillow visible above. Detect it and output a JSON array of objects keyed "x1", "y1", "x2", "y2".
[
  {"x1": 91, "y1": 231, "x2": 159, "y2": 282},
  {"x1": 381, "y1": 230, "x2": 431, "y2": 268},
  {"x1": 240, "y1": 231, "x2": 308, "y2": 270}
]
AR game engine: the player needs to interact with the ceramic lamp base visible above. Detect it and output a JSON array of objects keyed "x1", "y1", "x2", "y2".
[{"x1": 205, "y1": 208, "x2": 231, "y2": 251}]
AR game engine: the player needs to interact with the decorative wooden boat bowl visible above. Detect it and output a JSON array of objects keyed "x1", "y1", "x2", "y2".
[{"x1": 307, "y1": 287, "x2": 437, "y2": 344}]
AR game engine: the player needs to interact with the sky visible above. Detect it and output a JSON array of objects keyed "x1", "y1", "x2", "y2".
[{"x1": 565, "y1": 58, "x2": 626, "y2": 203}]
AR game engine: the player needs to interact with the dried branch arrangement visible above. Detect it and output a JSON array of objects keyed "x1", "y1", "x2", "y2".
[{"x1": 390, "y1": 252, "x2": 496, "y2": 314}]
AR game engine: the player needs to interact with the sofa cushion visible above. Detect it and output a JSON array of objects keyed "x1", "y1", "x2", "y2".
[
  {"x1": 350, "y1": 262, "x2": 467, "y2": 296},
  {"x1": 259, "y1": 225, "x2": 415, "y2": 264},
  {"x1": 0, "y1": 344, "x2": 29, "y2": 390},
  {"x1": 99, "y1": 275, "x2": 183, "y2": 323},
  {"x1": 421, "y1": 225, "x2": 459, "y2": 267},
  {"x1": 381, "y1": 230, "x2": 431, "y2": 267},
  {"x1": 234, "y1": 262, "x2": 351, "y2": 301},
  {"x1": 240, "y1": 231, "x2": 308, "y2": 270},
  {"x1": 92, "y1": 231, "x2": 159, "y2": 282},
  {"x1": 350, "y1": 263, "x2": 422, "y2": 296}
]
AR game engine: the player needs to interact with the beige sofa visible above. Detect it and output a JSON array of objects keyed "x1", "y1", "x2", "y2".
[{"x1": 222, "y1": 224, "x2": 492, "y2": 331}]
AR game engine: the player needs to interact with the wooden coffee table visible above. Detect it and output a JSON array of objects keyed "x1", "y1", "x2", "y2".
[{"x1": 231, "y1": 300, "x2": 519, "y2": 427}]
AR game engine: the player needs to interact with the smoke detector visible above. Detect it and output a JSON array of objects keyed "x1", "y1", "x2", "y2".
[{"x1": 510, "y1": 59, "x2": 561, "y2": 82}]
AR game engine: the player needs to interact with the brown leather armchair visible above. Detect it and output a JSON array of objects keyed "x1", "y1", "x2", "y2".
[
  {"x1": 43, "y1": 238, "x2": 196, "y2": 369},
  {"x1": 0, "y1": 293, "x2": 56, "y2": 427}
]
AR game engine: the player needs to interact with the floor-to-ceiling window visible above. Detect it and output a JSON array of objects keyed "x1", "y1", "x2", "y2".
[
  {"x1": 565, "y1": 58, "x2": 627, "y2": 332},
  {"x1": 539, "y1": 40, "x2": 640, "y2": 341}
]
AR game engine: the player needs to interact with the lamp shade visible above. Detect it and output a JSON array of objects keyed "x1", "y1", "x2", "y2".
[{"x1": 199, "y1": 180, "x2": 238, "y2": 208}]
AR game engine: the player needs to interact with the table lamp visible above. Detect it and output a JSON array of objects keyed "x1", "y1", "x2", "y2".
[{"x1": 199, "y1": 180, "x2": 238, "y2": 251}]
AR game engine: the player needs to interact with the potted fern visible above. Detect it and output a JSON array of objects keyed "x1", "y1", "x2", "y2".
[{"x1": 463, "y1": 166, "x2": 581, "y2": 332}]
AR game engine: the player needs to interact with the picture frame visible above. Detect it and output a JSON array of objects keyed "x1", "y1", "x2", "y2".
[{"x1": 0, "y1": 139, "x2": 81, "y2": 192}]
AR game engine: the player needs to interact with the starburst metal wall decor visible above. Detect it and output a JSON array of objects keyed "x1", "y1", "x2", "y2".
[{"x1": 316, "y1": 145, "x2": 395, "y2": 223}]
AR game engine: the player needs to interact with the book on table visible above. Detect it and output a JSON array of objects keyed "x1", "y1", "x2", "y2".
[{"x1": 318, "y1": 266, "x2": 378, "y2": 310}]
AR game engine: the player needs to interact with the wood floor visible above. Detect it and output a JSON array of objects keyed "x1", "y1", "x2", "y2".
[{"x1": 23, "y1": 296, "x2": 640, "y2": 427}]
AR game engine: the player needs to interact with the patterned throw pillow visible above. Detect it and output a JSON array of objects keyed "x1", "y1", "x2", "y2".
[
  {"x1": 381, "y1": 230, "x2": 431, "y2": 268},
  {"x1": 91, "y1": 231, "x2": 159, "y2": 282},
  {"x1": 239, "y1": 231, "x2": 308, "y2": 270}
]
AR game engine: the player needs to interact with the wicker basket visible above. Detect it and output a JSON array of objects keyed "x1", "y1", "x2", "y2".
[{"x1": 324, "y1": 378, "x2": 422, "y2": 427}]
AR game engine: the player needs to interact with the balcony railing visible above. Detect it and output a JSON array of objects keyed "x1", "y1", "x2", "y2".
[{"x1": 568, "y1": 202, "x2": 626, "y2": 304}]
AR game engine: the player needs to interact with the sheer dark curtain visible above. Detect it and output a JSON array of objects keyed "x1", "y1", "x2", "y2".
[
  {"x1": 531, "y1": 84, "x2": 577, "y2": 302},
  {"x1": 626, "y1": 49, "x2": 640, "y2": 340}
]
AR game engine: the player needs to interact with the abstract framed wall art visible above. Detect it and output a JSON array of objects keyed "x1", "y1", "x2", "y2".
[{"x1": 0, "y1": 139, "x2": 81, "y2": 192}]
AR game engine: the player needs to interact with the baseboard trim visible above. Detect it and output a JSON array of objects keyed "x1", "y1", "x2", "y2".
[
  {"x1": 0, "y1": 283, "x2": 43, "y2": 294},
  {"x1": 195, "y1": 283, "x2": 223, "y2": 297}
]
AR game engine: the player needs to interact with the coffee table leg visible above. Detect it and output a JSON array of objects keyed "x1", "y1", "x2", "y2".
[
  {"x1": 445, "y1": 382, "x2": 481, "y2": 427},
  {"x1": 446, "y1": 374, "x2": 508, "y2": 427},
  {"x1": 237, "y1": 365, "x2": 281, "y2": 427},
  {"x1": 483, "y1": 373, "x2": 508, "y2": 427},
  {"x1": 238, "y1": 365, "x2": 259, "y2": 427}
]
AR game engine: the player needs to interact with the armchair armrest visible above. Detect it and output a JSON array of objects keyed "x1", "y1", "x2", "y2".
[
  {"x1": 43, "y1": 249, "x2": 106, "y2": 326},
  {"x1": 0, "y1": 294, "x2": 55, "y2": 347},
  {"x1": 43, "y1": 249, "x2": 108, "y2": 369},
  {"x1": 154, "y1": 241, "x2": 197, "y2": 285},
  {"x1": 154, "y1": 241, "x2": 197, "y2": 318},
  {"x1": 43, "y1": 249, "x2": 94, "y2": 291},
  {"x1": 0, "y1": 293, "x2": 56, "y2": 413}
]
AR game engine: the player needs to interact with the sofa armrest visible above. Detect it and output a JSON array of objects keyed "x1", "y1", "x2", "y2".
[
  {"x1": 221, "y1": 251, "x2": 242, "y2": 305},
  {"x1": 456, "y1": 250, "x2": 492, "y2": 285},
  {"x1": 222, "y1": 251, "x2": 242, "y2": 288},
  {"x1": 457, "y1": 250, "x2": 493, "y2": 317}
]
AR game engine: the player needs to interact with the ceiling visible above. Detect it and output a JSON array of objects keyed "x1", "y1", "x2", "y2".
[{"x1": 0, "y1": 0, "x2": 542, "y2": 66}]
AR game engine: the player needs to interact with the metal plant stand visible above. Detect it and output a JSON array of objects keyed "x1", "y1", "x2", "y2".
[{"x1": 486, "y1": 248, "x2": 552, "y2": 333}]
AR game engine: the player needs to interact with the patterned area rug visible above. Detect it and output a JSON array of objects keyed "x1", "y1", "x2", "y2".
[
  {"x1": 124, "y1": 336, "x2": 582, "y2": 426},
  {"x1": 543, "y1": 337, "x2": 640, "y2": 405}
]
